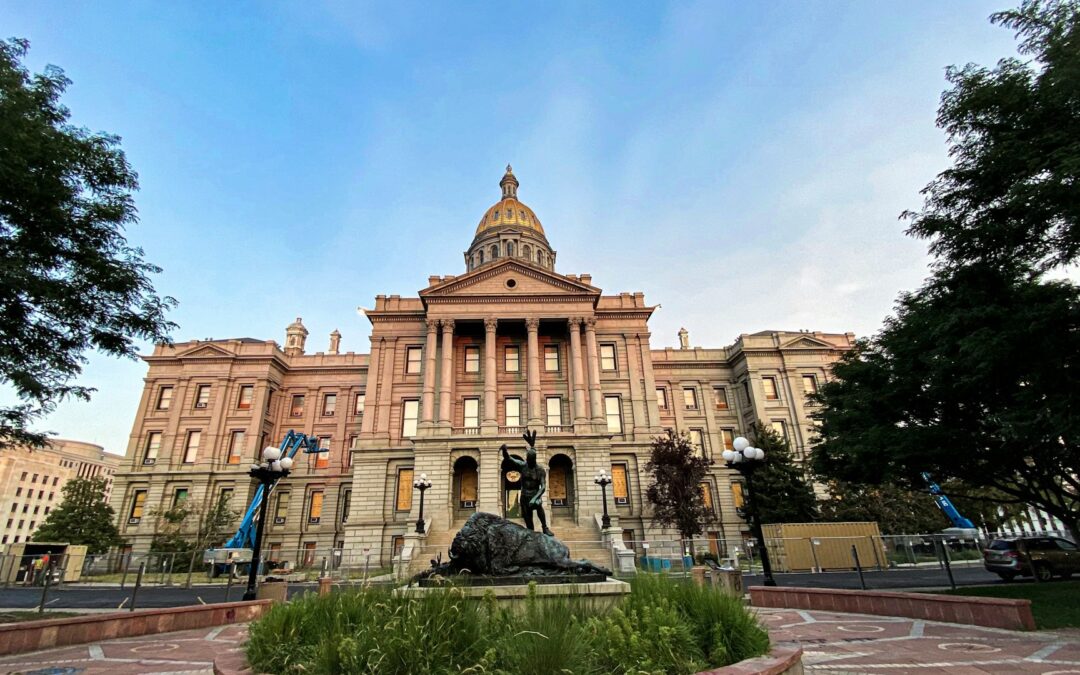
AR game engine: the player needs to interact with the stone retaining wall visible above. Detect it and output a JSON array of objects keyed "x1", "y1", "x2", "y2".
[
  {"x1": 696, "y1": 646, "x2": 803, "y2": 675},
  {"x1": 750, "y1": 586, "x2": 1035, "y2": 631},
  {"x1": 0, "y1": 600, "x2": 272, "y2": 656}
]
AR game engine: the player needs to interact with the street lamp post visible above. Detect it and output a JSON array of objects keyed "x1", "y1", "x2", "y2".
[
  {"x1": 413, "y1": 473, "x2": 432, "y2": 534},
  {"x1": 722, "y1": 436, "x2": 777, "y2": 587},
  {"x1": 594, "y1": 470, "x2": 613, "y2": 529},
  {"x1": 243, "y1": 446, "x2": 294, "y2": 601}
]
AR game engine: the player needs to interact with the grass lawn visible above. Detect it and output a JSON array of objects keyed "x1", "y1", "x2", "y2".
[
  {"x1": 939, "y1": 581, "x2": 1080, "y2": 630},
  {"x1": 0, "y1": 610, "x2": 82, "y2": 624}
]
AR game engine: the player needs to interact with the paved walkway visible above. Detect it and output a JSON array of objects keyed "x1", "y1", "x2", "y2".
[
  {"x1": 4, "y1": 609, "x2": 1080, "y2": 674},
  {"x1": 759, "y1": 608, "x2": 1080, "y2": 673}
]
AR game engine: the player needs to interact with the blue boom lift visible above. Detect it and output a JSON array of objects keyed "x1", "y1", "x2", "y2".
[
  {"x1": 921, "y1": 472, "x2": 978, "y2": 535},
  {"x1": 203, "y1": 430, "x2": 324, "y2": 572}
]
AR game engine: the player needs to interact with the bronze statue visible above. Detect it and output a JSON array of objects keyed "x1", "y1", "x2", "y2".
[{"x1": 500, "y1": 429, "x2": 553, "y2": 536}]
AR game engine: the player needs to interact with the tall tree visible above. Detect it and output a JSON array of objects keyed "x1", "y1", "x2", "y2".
[
  {"x1": 645, "y1": 430, "x2": 716, "y2": 555},
  {"x1": 904, "y1": 0, "x2": 1080, "y2": 272},
  {"x1": 0, "y1": 38, "x2": 175, "y2": 449},
  {"x1": 149, "y1": 492, "x2": 239, "y2": 572},
  {"x1": 818, "y1": 482, "x2": 945, "y2": 535},
  {"x1": 32, "y1": 476, "x2": 121, "y2": 554},
  {"x1": 748, "y1": 422, "x2": 818, "y2": 525}
]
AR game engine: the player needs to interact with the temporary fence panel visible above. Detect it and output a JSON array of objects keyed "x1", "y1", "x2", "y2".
[{"x1": 761, "y1": 522, "x2": 884, "y2": 572}]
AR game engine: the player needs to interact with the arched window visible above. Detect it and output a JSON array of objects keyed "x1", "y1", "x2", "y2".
[
  {"x1": 491, "y1": 244, "x2": 499, "y2": 259},
  {"x1": 478, "y1": 250, "x2": 484, "y2": 265},
  {"x1": 507, "y1": 242, "x2": 515, "y2": 258},
  {"x1": 522, "y1": 244, "x2": 532, "y2": 262}
]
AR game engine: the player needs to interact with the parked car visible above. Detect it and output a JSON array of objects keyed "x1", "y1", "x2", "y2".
[{"x1": 983, "y1": 536, "x2": 1080, "y2": 582}]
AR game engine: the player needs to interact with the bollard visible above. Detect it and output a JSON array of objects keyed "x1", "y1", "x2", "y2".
[
  {"x1": 225, "y1": 562, "x2": 235, "y2": 602},
  {"x1": 321, "y1": 557, "x2": 328, "y2": 579},
  {"x1": 130, "y1": 562, "x2": 146, "y2": 612},
  {"x1": 185, "y1": 549, "x2": 198, "y2": 589},
  {"x1": 38, "y1": 564, "x2": 53, "y2": 613},
  {"x1": 937, "y1": 539, "x2": 957, "y2": 590},
  {"x1": 318, "y1": 576, "x2": 333, "y2": 596},
  {"x1": 851, "y1": 545, "x2": 867, "y2": 590},
  {"x1": 120, "y1": 554, "x2": 133, "y2": 589}
]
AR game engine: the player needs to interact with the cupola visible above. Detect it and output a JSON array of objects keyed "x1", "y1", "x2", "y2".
[{"x1": 465, "y1": 166, "x2": 556, "y2": 272}]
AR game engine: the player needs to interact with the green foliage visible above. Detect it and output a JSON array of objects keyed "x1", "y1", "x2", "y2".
[
  {"x1": 903, "y1": 1, "x2": 1080, "y2": 272},
  {"x1": 0, "y1": 38, "x2": 175, "y2": 449},
  {"x1": 148, "y1": 493, "x2": 239, "y2": 571},
  {"x1": 645, "y1": 430, "x2": 716, "y2": 545},
  {"x1": 245, "y1": 575, "x2": 769, "y2": 675},
  {"x1": 748, "y1": 422, "x2": 818, "y2": 524},
  {"x1": 818, "y1": 481, "x2": 944, "y2": 534},
  {"x1": 31, "y1": 476, "x2": 120, "y2": 554}
]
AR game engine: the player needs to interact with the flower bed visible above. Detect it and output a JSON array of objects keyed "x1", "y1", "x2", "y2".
[{"x1": 246, "y1": 575, "x2": 769, "y2": 674}]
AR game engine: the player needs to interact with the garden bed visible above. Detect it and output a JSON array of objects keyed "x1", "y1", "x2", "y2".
[{"x1": 246, "y1": 574, "x2": 770, "y2": 674}]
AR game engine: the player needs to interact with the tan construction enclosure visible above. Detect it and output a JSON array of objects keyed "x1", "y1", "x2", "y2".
[{"x1": 761, "y1": 522, "x2": 884, "y2": 572}]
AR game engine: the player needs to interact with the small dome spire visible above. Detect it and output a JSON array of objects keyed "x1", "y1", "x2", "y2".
[{"x1": 500, "y1": 164, "x2": 519, "y2": 200}]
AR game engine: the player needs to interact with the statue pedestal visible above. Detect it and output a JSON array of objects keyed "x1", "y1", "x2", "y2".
[{"x1": 397, "y1": 577, "x2": 631, "y2": 612}]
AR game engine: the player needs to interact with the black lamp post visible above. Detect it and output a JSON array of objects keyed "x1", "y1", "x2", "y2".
[
  {"x1": 594, "y1": 470, "x2": 613, "y2": 529},
  {"x1": 723, "y1": 436, "x2": 777, "y2": 587},
  {"x1": 413, "y1": 472, "x2": 432, "y2": 534},
  {"x1": 242, "y1": 446, "x2": 294, "y2": 601}
]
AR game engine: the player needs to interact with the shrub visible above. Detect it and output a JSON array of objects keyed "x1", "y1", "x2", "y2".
[{"x1": 245, "y1": 575, "x2": 769, "y2": 674}]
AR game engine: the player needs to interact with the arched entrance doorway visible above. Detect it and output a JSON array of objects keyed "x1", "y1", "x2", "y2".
[
  {"x1": 452, "y1": 456, "x2": 478, "y2": 519},
  {"x1": 548, "y1": 454, "x2": 574, "y2": 512}
]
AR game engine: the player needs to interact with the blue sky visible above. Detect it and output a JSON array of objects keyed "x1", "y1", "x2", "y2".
[{"x1": 2, "y1": 1, "x2": 1020, "y2": 454}]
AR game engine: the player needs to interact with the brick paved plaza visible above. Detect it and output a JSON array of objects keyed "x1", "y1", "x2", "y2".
[{"x1": 3, "y1": 607, "x2": 1080, "y2": 674}]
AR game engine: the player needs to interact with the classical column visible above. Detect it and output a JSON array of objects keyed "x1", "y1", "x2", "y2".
[
  {"x1": 420, "y1": 318, "x2": 439, "y2": 426},
  {"x1": 437, "y1": 319, "x2": 455, "y2": 427},
  {"x1": 568, "y1": 317, "x2": 588, "y2": 424},
  {"x1": 526, "y1": 318, "x2": 542, "y2": 426},
  {"x1": 483, "y1": 317, "x2": 498, "y2": 430},
  {"x1": 640, "y1": 333, "x2": 662, "y2": 431},
  {"x1": 584, "y1": 317, "x2": 604, "y2": 423}
]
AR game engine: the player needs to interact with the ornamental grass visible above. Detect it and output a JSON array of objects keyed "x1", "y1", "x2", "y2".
[{"x1": 245, "y1": 574, "x2": 769, "y2": 675}]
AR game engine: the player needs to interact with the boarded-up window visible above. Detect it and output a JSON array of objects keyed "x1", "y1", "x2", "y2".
[
  {"x1": 549, "y1": 465, "x2": 567, "y2": 504},
  {"x1": 611, "y1": 464, "x2": 629, "y2": 505},
  {"x1": 129, "y1": 490, "x2": 147, "y2": 521},
  {"x1": 700, "y1": 482, "x2": 713, "y2": 512},
  {"x1": 459, "y1": 469, "x2": 477, "y2": 504},
  {"x1": 227, "y1": 431, "x2": 245, "y2": 464},
  {"x1": 315, "y1": 437, "x2": 330, "y2": 468},
  {"x1": 721, "y1": 429, "x2": 735, "y2": 451},
  {"x1": 396, "y1": 469, "x2": 414, "y2": 511},
  {"x1": 308, "y1": 491, "x2": 324, "y2": 523},
  {"x1": 731, "y1": 481, "x2": 745, "y2": 510}
]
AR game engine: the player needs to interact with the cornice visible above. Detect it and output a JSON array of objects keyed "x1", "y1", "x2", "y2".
[{"x1": 424, "y1": 295, "x2": 598, "y2": 304}]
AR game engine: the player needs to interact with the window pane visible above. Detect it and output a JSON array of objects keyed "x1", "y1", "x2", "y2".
[
  {"x1": 689, "y1": 429, "x2": 705, "y2": 457},
  {"x1": 402, "y1": 400, "x2": 420, "y2": 437},
  {"x1": 656, "y1": 388, "x2": 667, "y2": 409},
  {"x1": 465, "y1": 347, "x2": 480, "y2": 373},
  {"x1": 600, "y1": 344, "x2": 617, "y2": 371},
  {"x1": 713, "y1": 387, "x2": 728, "y2": 410},
  {"x1": 802, "y1": 375, "x2": 818, "y2": 395},
  {"x1": 605, "y1": 396, "x2": 622, "y2": 433},
  {"x1": 683, "y1": 388, "x2": 697, "y2": 409},
  {"x1": 506, "y1": 398, "x2": 521, "y2": 426},
  {"x1": 291, "y1": 395, "x2": 305, "y2": 417},
  {"x1": 722, "y1": 429, "x2": 735, "y2": 450},
  {"x1": 341, "y1": 490, "x2": 351, "y2": 522},
  {"x1": 464, "y1": 398, "x2": 480, "y2": 427},
  {"x1": 611, "y1": 464, "x2": 629, "y2": 504},
  {"x1": 355, "y1": 393, "x2": 366, "y2": 415},
  {"x1": 157, "y1": 387, "x2": 173, "y2": 410},
  {"x1": 323, "y1": 394, "x2": 337, "y2": 416},
  {"x1": 130, "y1": 491, "x2": 147, "y2": 519},
  {"x1": 546, "y1": 397, "x2": 562, "y2": 426},
  {"x1": 144, "y1": 433, "x2": 161, "y2": 462},
  {"x1": 195, "y1": 385, "x2": 210, "y2": 408},
  {"x1": 762, "y1": 377, "x2": 779, "y2": 400},
  {"x1": 406, "y1": 347, "x2": 423, "y2": 374},
  {"x1": 544, "y1": 345, "x2": 559, "y2": 371},
  {"x1": 227, "y1": 431, "x2": 244, "y2": 464},
  {"x1": 316, "y1": 437, "x2": 330, "y2": 468},
  {"x1": 238, "y1": 385, "x2": 253, "y2": 409},
  {"x1": 505, "y1": 346, "x2": 520, "y2": 372},
  {"x1": 397, "y1": 469, "x2": 414, "y2": 511},
  {"x1": 771, "y1": 421, "x2": 786, "y2": 438},
  {"x1": 183, "y1": 431, "x2": 201, "y2": 463},
  {"x1": 275, "y1": 493, "x2": 290, "y2": 520}
]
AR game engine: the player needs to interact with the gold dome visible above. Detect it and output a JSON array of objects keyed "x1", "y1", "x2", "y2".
[{"x1": 474, "y1": 166, "x2": 547, "y2": 239}]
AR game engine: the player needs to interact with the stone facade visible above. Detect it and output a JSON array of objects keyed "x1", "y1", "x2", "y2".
[
  {"x1": 0, "y1": 439, "x2": 122, "y2": 546},
  {"x1": 110, "y1": 168, "x2": 853, "y2": 566}
]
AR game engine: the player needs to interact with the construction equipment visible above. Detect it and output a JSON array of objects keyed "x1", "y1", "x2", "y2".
[
  {"x1": 921, "y1": 472, "x2": 978, "y2": 536},
  {"x1": 203, "y1": 431, "x2": 324, "y2": 572}
]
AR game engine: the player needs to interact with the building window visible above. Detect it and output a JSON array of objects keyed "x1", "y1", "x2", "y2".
[
  {"x1": 762, "y1": 376, "x2": 779, "y2": 401},
  {"x1": 544, "y1": 345, "x2": 559, "y2": 372},
  {"x1": 713, "y1": 387, "x2": 729, "y2": 410},
  {"x1": 183, "y1": 431, "x2": 201, "y2": 463},
  {"x1": 771, "y1": 420, "x2": 787, "y2": 439},
  {"x1": 237, "y1": 385, "x2": 253, "y2": 410},
  {"x1": 721, "y1": 429, "x2": 735, "y2": 451},
  {"x1": 354, "y1": 393, "x2": 366, "y2": 416},
  {"x1": 463, "y1": 398, "x2": 480, "y2": 428},
  {"x1": 599, "y1": 344, "x2": 617, "y2": 371},
  {"x1": 274, "y1": 492, "x2": 290, "y2": 524},
  {"x1": 308, "y1": 491, "x2": 324, "y2": 524},
  {"x1": 172, "y1": 488, "x2": 189, "y2": 507},
  {"x1": 611, "y1": 464, "x2": 629, "y2": 505},
  {"x1": 505, "y1": 346, "x2": 520, "y2": 372},
  {"x1": 406, "y1": 346, "x2": 423, "y2": 374},
  {"x1": 656, "y1": 388, "x2": 667, "y2": 409},
  {"x1": 396, "y1": 468, "x2": 414, "y2": 511},
  {"x1": 505, "y1": 397, "x2": 522, "y2": 427},
  {"x1": 194, "y1": 385, "x2": 211, "y2": 409},
  {"x1": 392, "y1": 535, "x2": 405, "y2": 557},
  {"x1": 732, "y1": 481, "x2": 746, "y2": 515},
  {"x1": 464, "y1": 346, "x2": 480, "y2": 373},
  {"x1": 605, "y1": 396, "x2": 622, "y2": 433},
  {"x1": 700, "y1": 482, "x2": 714, "y2": 512},
  {"x1": 683, "y1": 387, "x2": 698, "y2": 410},
  {"x1": 19, "y1": 472, "x2": 25, "y2": 481},
  {"x1": 689, "y1": 429, "x2": 705, "y2": 458},
  {"x1": 340, "y1": 490, "x2": 351, "y2": 523},
  {"x1": 290, "y1": 394, "x2": 305, "y2": 417},
  {"x1": 316, "y1": 437, "x2": 330, "y2": 469},
  {"x1": 545, "y1": 397, "x2": 562, "y2": 427},
  {"x1": 143, "y1": 432, "x2": 161, "y2": 465},
  {"x1": 14, "y1": 488, "x2": 20, "y2": 497},
  {"x1": 402, "y1": 400, "x2": 420, "y2": 438},
  {"x1": 802, "y1": 374, "x2": 818, "y2": 396},
  {"x1": 227, "y1": 430, "x2": 245, "y2": 465},
  {"x1": 129, "y1": 490, "x2": 147, "y2": 523},
  {"x1": 322, "y1": 393, "x2": 337, "y2": 416},
  {"x1": 156, "y1": 386, "x2": 173, "y2": 411}
]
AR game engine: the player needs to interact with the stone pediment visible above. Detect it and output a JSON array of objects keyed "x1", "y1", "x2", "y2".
[
  {"x1": 420, "y1": 260, "x2": 600, "y2": 302},
  {"x1": 176, "y1": 343, "x2": 234, "y2": 359},
  {"x1": 780, "y1": 336, "x2": 835, "y2": 350}
]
